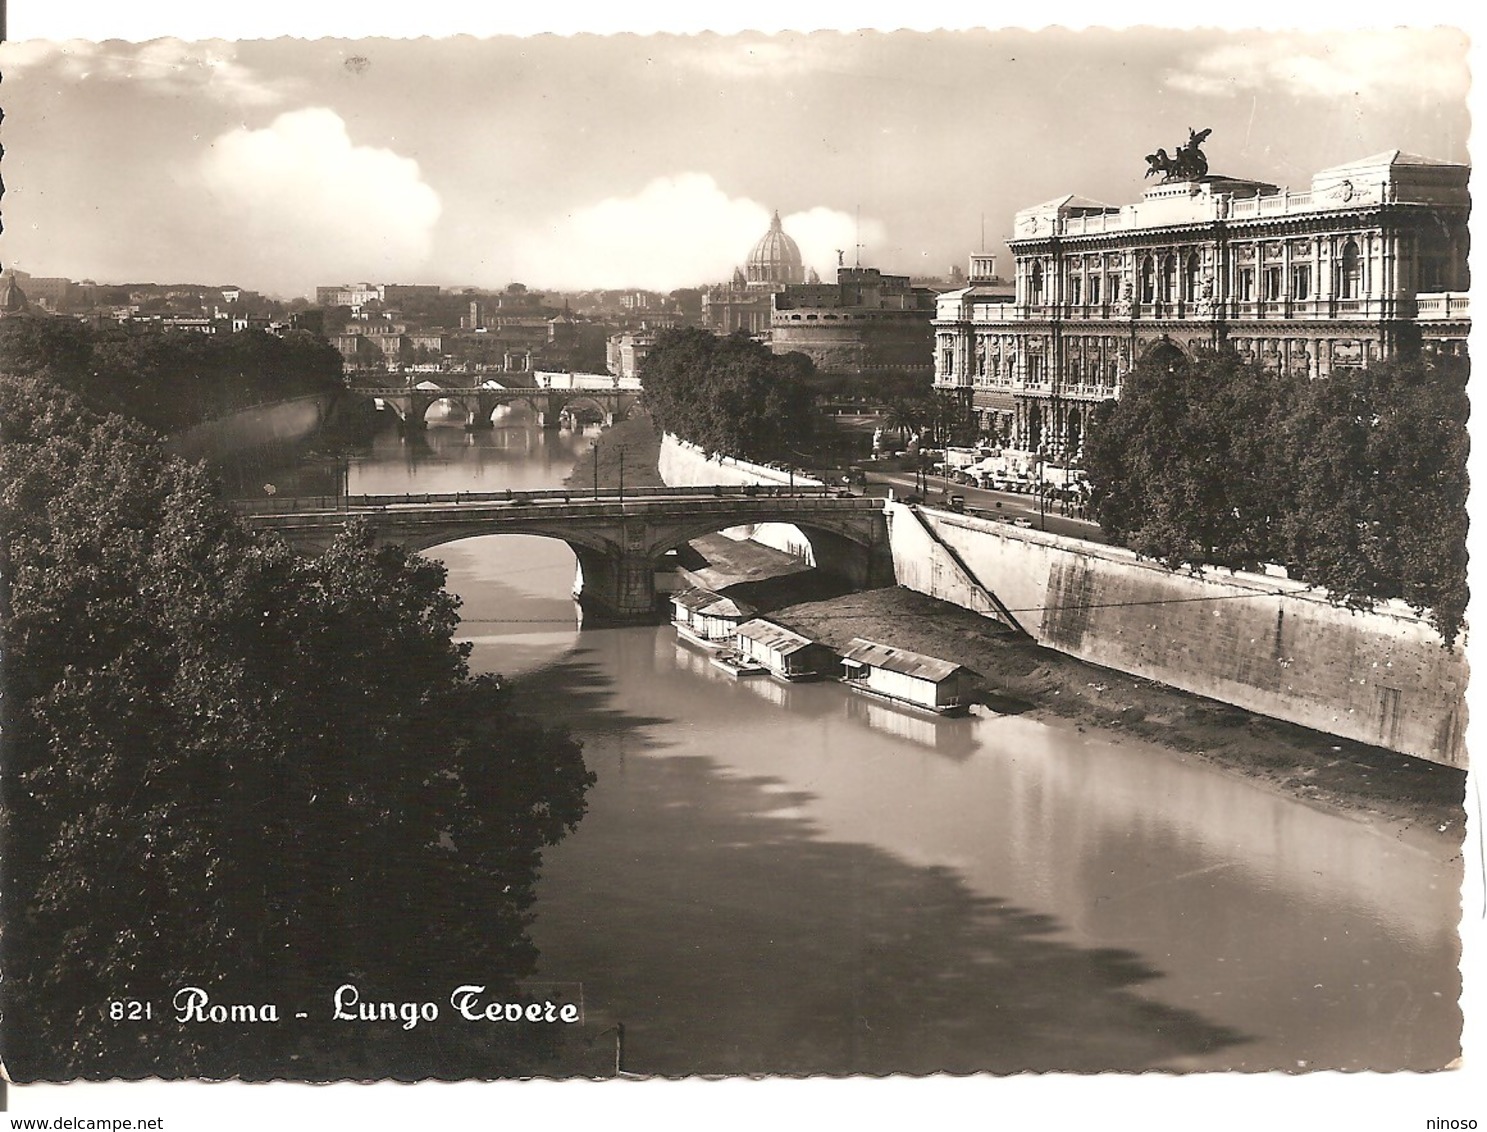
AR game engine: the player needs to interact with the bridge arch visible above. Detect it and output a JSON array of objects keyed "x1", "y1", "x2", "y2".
[{"x1": 243, "y1": 494, "x2": 890, "y2": 621}]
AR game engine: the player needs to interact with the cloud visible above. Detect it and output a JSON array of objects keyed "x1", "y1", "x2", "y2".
[
  {"x1": 781, "y1": 206, "x2": 889, "y2": 280},
  {"x1": 198, "y1": 108, "x2": 442, "y2": 295},
  {"x1": 0, "y1": 37, "x2": 292, "y2": 106},
  {"x1": 508, "y1": 174, "x2": 879, "y2": 291},
  {"x1": 1167, "y1": 29, "x2": 1468, "y2": 101}
]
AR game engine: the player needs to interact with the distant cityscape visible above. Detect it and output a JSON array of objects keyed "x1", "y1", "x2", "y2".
[
  {"x1": 0, "y1": 215, "x2": 975, "y2": 394},
  {"x1": 1, "y1": 144, "x2": 1469, "y2": 467}
]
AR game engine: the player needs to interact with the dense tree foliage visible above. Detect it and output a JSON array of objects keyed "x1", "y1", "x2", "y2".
[
  {"x1": 0, "y1": 314, "x2": 345, "y2": 434},
  {"x1": 1280, "y1": 354, "x2": 1469, "y2": 645},
  {"x1": 1083, "y1": 349, "x2": 1468, "y2": 644},
  {"x1": 1084, "y1": 350, "x2": 1296, "y2": 572},
  {"x1": 639, "y1": 328, "x2": 818, "y2": 460},
  {"x1": 0, "y1": 377, "x2": 594, "y2": 1079}
]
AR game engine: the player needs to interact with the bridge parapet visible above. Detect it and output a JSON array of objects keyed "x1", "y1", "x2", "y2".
[
  {"x1": 237, "y1": 490, "x2": 890, "y2": 620},
  {"x1": 234, "y1": 483, "x2": 860, "y2": 514}
]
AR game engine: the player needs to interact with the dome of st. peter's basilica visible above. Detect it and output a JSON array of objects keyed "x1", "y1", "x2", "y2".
[{"x1": 745, "y1": 212, "x2": 805, "y2": 287}]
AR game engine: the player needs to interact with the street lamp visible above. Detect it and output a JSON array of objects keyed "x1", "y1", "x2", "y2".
[
  {"x1": 618, "y1": 447, "x2": 625, "y2": 503},
  {"x1": 1037, "y1": 448, "x2": 1048, "y2": 531}
]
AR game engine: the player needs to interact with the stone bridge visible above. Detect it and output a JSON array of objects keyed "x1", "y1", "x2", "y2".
[
  {"x1": 350, "y1": 374, "x2": 642, "y2": 430},
  {"x1": 238, "y1": 487, "x2": 892, "y2": 620}
]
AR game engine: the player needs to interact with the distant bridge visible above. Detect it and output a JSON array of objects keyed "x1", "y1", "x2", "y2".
[
  {"x1": 238, "y1": 486, "x2": 891, "y2": 620},
  {"x1": 348, "y1": 371, "x2": 643, "y2": 430}
]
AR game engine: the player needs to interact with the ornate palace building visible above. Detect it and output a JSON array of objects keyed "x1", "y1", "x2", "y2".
[{"x1": 933, "y1": 139, "x2": 1471, "y2": 459}]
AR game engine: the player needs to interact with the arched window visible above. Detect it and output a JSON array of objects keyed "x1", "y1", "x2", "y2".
[
  {"x1": 1184, "y1": 253, "x2": 1201, "y2": 301},
  {"x1": 1338, "y1": 240, "x2": 1362, "y2": 299},
  {"x1": 1140, "y1": 256, "x2": 1155, "y2": 303},
  {"x1": 1030, "y1": 262, "x2": 1044, "y2": 302},
  {"x1": 1161, "y1": 255, "x2": 1178, "y2": 302}
]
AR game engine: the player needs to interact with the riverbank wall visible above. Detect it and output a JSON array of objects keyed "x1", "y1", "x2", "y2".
[
  {"x1": 659, "y1": 435, "x2": 827, "y2": 562},
  {"x1": 892, "y1": 504, "x2": 1467, "y2": 768},
  {"x1": 167, "y1": 391, "x2": 343, "y2": 462},
  {"x1": 658, "y1": 434, "x2": 1468, "y2": 768}
]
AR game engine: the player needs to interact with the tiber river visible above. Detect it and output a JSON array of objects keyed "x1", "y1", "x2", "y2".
[{"x1": 280, "y1": 403, "x2": 1461, "y2": 1076}]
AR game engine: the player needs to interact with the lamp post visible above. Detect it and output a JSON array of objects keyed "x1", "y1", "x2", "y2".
[
  {"x1": 1037, "y1": 449, "x2": 1047, "y2": 531},
  {"x1": 618, "y1": 448, "x2": 625, "y2": 503},
  {"x1": 593, "y1": 441, "x2": 599, "y2": 500}
]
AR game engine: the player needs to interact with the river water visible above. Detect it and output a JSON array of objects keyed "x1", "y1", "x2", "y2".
[{"x1": 332, "y1": 407, "x2": 1462, "y2": 1075}]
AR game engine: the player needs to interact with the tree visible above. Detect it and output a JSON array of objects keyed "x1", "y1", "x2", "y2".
[
  {"x1": 0, "y1": 376, "x2": 595, "y2": 1080},
  {"x1": 1083, "y1": 348, "x2": 1297, "y2": 572},
  {"x1": 1282, "y1": 353, "x2": 1468, "y2": 644},
  {"x1": 0, "y1": 315, "x2": 346, "y2": 435},
  {"x1": 1083, "y1": 346, "x2": 1469, "y2": 645},
  {"x1": 639, "y1": 328, "x2": 817, "y2": 461}
]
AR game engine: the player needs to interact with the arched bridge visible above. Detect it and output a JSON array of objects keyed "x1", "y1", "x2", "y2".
[
  {"x1": 349, "y1": 374, "x2": 642, "y2": 431},
  {"x1": 237, "y1": 487, "x2": 892, "y2": 620}
]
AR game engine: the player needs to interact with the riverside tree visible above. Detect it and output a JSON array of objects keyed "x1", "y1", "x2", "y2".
[
  {"x1": 1083, "y1": 348, "x2": 1298, "y2": 572},
  {"x1": 1280, "y1": 353, "x2": 1468, "y2": 645},
  {"x1": 639, "y1": 327, "x2": 817, "y2": 461},
  {"x1": 1083, "y1": 348, "x2": 1468, "y2": 645},
  {"x1": 0, "y1": 376, "x2": 594, "y2": 1080},
  {"x1": 0, "y1": 314, "x2": 346, "y2": 434}
]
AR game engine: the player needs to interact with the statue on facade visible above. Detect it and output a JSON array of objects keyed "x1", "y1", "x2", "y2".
[{"x1": 1145, "y1": 127, "x2": 1212, "y2": 183}]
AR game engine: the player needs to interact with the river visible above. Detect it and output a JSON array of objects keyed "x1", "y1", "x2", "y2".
[{"x1": 323, "y1": 405, "x2": 1462, "y2": 1075}]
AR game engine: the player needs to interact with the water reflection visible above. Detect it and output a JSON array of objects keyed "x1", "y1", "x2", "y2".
[
  {"x1": 843, "y1": 692, "x2": 981, "y2": 758},
  {"x1": 331, "y1": 412, "x2": 1460, "y2": 1074}
]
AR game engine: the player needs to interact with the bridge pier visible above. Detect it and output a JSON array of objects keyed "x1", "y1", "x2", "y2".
[{"x1": 572, "y1": 546, "x2": 662, "y2": 622}]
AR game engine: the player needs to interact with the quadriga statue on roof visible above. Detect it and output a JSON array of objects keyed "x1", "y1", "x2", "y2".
[{"x1": 1145, "y1": 127, "x2": 1212, "y2": 183}]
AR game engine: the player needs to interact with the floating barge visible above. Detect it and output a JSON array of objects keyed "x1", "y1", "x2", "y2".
[
  {"x1": 838, "y1": 637, "x2": 980, "y2": 716},
  {"x1": 670, "y1": 587, "x2": 757, "y2": 651},
  {"x1": 734, "y1": 618, "x2": 839, "y2": 682}
]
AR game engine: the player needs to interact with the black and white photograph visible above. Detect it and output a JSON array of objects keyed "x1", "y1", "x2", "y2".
[{"x1": 0, "y1": 4, "x2": 1481, "y2": 1128}]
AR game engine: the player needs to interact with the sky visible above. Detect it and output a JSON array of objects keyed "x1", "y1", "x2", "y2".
[{"x1": 0, "y1": 8, "x2": 1474, "y2": 299}]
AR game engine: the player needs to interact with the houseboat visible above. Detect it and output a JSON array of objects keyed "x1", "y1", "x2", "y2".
[
  {"x1": 670, "y1": 587, "x2": 757, "y2": 650},
  {"x1": 734, "y1": 619, "x2": 838, "y2": 682},
  {"x1": 838, "y1": 638, "x2": 980, "y2": 716}
]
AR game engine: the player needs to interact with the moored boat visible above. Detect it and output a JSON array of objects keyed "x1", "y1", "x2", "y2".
[
  {"x1": 709, "y1": 649, "x2": 769, "y2": 678},
  {"x1": 734, "y1": 618, "x2": 838, "y2": 682},
  {"x1": 670, "y1": 587, "x2": 757, "y2": 651},
  {"x1": 837, "y1": 638, "x2": 980, "y2": 716}
]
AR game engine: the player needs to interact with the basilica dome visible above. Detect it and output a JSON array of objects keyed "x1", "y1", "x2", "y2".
[{"x1": 745, "y1": 212, "x2": 805, "y2": 287}]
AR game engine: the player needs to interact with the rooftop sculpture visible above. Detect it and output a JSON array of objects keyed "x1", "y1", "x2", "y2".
[{"x1": 1145, "y1": 127, "x2": 1212, "y2": 183}]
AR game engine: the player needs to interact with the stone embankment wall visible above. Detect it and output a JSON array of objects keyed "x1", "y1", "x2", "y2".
[
  {"x1": 891, "y1": 502, "x2": 1467, "y2": 769},
  {"x1": 658, "y1": 435, "x2": 1467, "y2": 767},
  {"x1": 659, "y1": 435, "x2": 826, "y2": 562},
  {"x1": 167, "y1": 392, "x2": 338, "y2": 462}
]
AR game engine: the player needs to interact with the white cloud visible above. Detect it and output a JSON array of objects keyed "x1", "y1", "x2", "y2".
[
  {"x1": 508, "y1": 173, "x2": 878, "y2": 291},
  {"x1": 198, "y1": 108, "x2": 442, "y2": 295},
  {"x1": 781, "y1": 206, "x2": 889, "y2": 281},
  {"x1": 1168, "y1": 29, "x2": 1468, "y2": 101},
  {"x1": 0, "y1": 36, "x2": 290, "y2": 105}
]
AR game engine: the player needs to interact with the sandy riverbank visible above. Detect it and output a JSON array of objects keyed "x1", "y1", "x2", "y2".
[{"x1": 771, "y1": 586, "x2": 1466, "y2": 845}]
